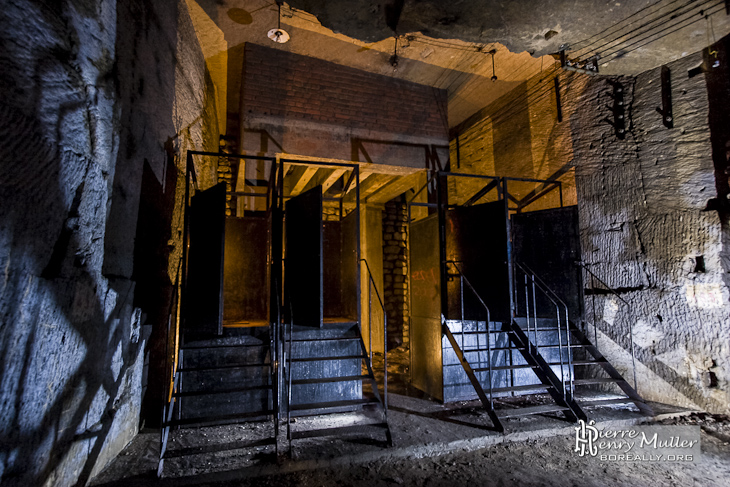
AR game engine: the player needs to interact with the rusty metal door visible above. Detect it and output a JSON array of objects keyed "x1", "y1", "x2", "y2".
[
  {"x1": 184, "y1": 182, "x2": 227, "y2": 335},
  {"x1": 285, "y1": 185, "x2": 323, "y2": 327}
]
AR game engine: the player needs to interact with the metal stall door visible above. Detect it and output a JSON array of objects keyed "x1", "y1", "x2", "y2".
[
  {"x1": 285, "y1": 185, "x2": 323, "y2": 327},
  {"x1": 184, "y1": 182, "x2": 227, "y2": 335},
  {"x1": 512, "y1": 206, "x2": 582, "y2": 319},
  {"x1": 445, "y1": 200, "x2": 511, "y2": 323}
]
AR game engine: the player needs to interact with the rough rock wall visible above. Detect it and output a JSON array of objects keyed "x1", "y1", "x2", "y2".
[
  {"x1": 448, "y1": 51, "x2": 729, "y2": 413},
  {"x1": 0, "y1": 1, "x2": 217, "y2": 486},
  {"x1": 575, "y1": 52, "x2": 730, "y2": 414}
]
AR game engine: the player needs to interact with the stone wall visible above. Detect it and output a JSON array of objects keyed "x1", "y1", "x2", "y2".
[
  {"x1": 451, "y1": 50, "x2": 730, "y2": 413},
  {"x1": 0, "y1": 1, "x2": 217, "y2": 486},
  {"x1": 382, "y1": 197, "x2": 410, "y2": 347}
]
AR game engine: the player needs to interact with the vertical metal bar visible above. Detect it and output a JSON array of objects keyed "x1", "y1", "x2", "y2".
[
  {"x1": 630, "y1": 305, "x2": 638, "y2": 393},
  {"x1": 503, "y1": 178, "x2": 516, "y2": 320},
  {"x1": 455, "y1": 131, "x2": 461, "y2": 169},
  {"x1": 524, "y1": 272, "x2": 531, "y2": 350},
  {"x1": 355, "y1": 166, "x2": 361, "y2": 332},
  {"x1": 555, "y1": 303, "x2": 565, "y2": 399},
  {"x1": 369, "y1": 279, "x2": 373, "y2": 365},
  {"x1": 460, "y1": 273, "x2": 465, "y2": 348},
  {"x1": 554, "y1": 76, "x2": 563, "y2": 123},
  {"x1": 591, "y1": 273, "x2": 597, "y2": 350},
  {"x1": 558, "y1": 182, "x2": 564, "y2": 208},
  {"x1": 565, "y1": 305, "x2": 573, "y2": 397},
  {"x1": 486, "y1": 306, "x2": 493, "y2": 405},
  {"x1": 531, "y1": 276, "x2": 538, "y2": 352},
  {"x1": 437, "y1": 173, "x2": 449, "y2": 320},
  {"x1": 384, "y1": 308, "x2": 388, "y2": 411}
]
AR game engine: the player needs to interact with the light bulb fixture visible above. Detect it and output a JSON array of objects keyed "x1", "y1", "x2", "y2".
[
  {"x1": 489, "y1": 49, "x2": 498, "y2": 82},
  {"x1": 268, "y1": 1, "x2": 290, "y2": 44}
]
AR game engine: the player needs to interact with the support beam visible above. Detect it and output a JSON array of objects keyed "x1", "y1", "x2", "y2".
[
  {"x1": 359, "y1": 174, "x2": 396, "y2": 199},
  {"x1": 289, "y1": 166, "x2": 320, "y2": 196},
  {"x1": 321, "y1": 168, "x2": 348, "y2": 194},
  {"x1": 367, "y1": 171, "x2": 423, "y2": 204}
]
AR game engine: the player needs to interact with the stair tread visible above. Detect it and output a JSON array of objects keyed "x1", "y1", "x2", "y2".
[
  {"x1": 574, "y1": 378, "x2": 624, "y2": 385},
  {"x1": 291, "y1": 354, "x2": 364, "y2": 362},
  {"x1": 289, "y1": 421, "x2": 388, "y2": 439},
  {"x1": 292, "y1": 374, "x2": 372, "y2": 385},
  {"x1": 182, "y1": 343, "x2": 269, "y2": 350},
  {"x1": 490, "y1": 384, "x2": 553, "y2": 393},
  {"x1": 179, "y1": 363, "x2": 271, "y2": 372},
  {"x1": 164, "y1": 410, "x2": 274, "y2": 428},
  {"x1": 465, "y1": 359, "x2": 607, "y2": 373},
  {"x1": 290, "y1": 397, "x2": 380, "y2": 412},
  {"x1": 496, "y1": 404, "x2": 570, "y2": 418},
  {"x1": 291, "y1": 336, "x2": 360, "y2": 342},
  {"x1": 173, "y1": 384, "x2": 272, "y2": 397},
  {"x1": 578, "y1": 397, "x2": 638, "y2": 407}
]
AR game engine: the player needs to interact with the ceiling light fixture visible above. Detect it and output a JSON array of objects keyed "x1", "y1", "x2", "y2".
[
  {"x1": 489, "y1": 49, "x2": 498, "y2": 81},
  {"x1": 268, "y1": 1, "x2": 290, "y2": 44}
]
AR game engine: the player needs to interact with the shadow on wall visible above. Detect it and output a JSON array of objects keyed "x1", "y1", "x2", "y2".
[{"x1": 0, "y1": 0, "x2": 193, "y2": 485}]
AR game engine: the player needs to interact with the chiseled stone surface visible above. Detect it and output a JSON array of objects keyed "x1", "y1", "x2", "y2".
[{"x1": 0, "y1": 1, "x2": 217, "y2": 486}]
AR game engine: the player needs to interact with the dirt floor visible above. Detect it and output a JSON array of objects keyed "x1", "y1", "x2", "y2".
[
  {"x1": 90, "y1": 346, "x2": 730, "y2": 486},
  {"x1": 92, "y1": 413, "x2": 730, "y2": 487}
]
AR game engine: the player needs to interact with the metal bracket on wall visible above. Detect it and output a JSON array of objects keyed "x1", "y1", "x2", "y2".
[
  {"x1": 656, "y1": 66, "x2": 674, "y2": 128},
  {"x1": 605, "y1": 80, "x2": 626, "y2": 140},
  {"x1": 554, "y1": 77, "x2": 563, "y2": 122},
  {"x1": 558, "y1": 47, "x2": 599, "y2": 75}
]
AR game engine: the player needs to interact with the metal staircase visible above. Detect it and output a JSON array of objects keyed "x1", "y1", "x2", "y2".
[
  {"x1": 283, "y1": 261, "x2": 392, "y2": 447},
  {"x1": 157, "y1": 325, "x2": 278, "y2": 476},
  {"x1": 441, "y1": 261, "x2": 651, "y2": 433}
]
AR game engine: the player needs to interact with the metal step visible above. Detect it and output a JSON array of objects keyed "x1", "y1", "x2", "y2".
[
  {"x1": 578, "y1": 397, "x2": 638, "y2": 407},
  {"x1": 290, "y1": 354, "x2": 364, "y2": 362},
  {"x1": 292, "y1": 374, "x2": 371, "y2": 385},
  {"x1": 491, "y1": 384, "x2": 553, "y2": 394},
  {"x1": 178, "y1": 363, "x2": 271, "y2": 372},
  {"x1": 289, "y1": 420, "x2": 389, "y2": 440},
  {"x1": 496, "y1": 404, "x2": 570, "y2": 419},
  {"x1": 165, "y1": 410, "x2": 274, "y2": 428},
  {"x1": 573, "y1": 378, "x2": 624, "y2": 386},
  {"x1": 290, "y1": 397, "x2": 380, "y2": 414},
  {"x1": 291, "y1": 336, "x2": 360, "y2": 343},
  {"x1": 173, "y1": 384, "x2": 272, "y2": 397},
  {"x1": 181, "y1": 342, "x2": 269, "y2": 350}
]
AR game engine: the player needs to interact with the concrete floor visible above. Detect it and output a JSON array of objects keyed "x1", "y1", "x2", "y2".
[{"x1": 89, "y1": 347, "x2": 713, "y2": 486}]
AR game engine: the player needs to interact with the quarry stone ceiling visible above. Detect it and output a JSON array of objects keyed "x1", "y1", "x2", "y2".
[{"x1": 186, "y1": 0, "x2": 730, "y2": 130}]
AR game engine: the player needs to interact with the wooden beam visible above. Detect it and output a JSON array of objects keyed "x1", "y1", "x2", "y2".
[
  {"x1": 321, "y1": 168, "x2": 348, "y2": 194},
  {"x1": 360, "y1": 174, "x2": 397, "y2": 199},
  {"x1": 367, "y1": 171, "x2": 423, "y2": 204},
  {"x1": 289, "y1": 166, "x2": 320, "y2": 196}
]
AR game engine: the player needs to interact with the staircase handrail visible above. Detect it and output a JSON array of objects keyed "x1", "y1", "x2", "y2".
[
  {"x1": 360, "y1": 259, "x2": 388, "y2": 412},
  {"x1": 447, "y1": 261, "x2": 494, "y2": 405},
  {"x1": 514, "y1": 261, "x2": 573, "y2": 398},
  {"x1": 575, "y1": 260, "x2": 638, "y2": 393}
]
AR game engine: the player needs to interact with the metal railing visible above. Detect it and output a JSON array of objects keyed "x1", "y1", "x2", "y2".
[
  {"x1": 576, "y1": 261, "x2": 638, "y2": 393},
  {"x1": 360, "y1": 259, "x2": 388, "y2": 412},
  {"x1": 514, "y1": 262, "x2": 574, "y2": 399},
  {"x1": 447, "y1": 261, "x2": 494, "y2": 406}
]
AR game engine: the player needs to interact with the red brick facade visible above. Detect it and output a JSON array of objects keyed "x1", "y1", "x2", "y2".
[{"x1": 242, "y1": 43, "x2": 448, "y2": 143}]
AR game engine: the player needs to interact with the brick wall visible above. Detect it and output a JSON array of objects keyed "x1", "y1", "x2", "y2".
[
  {"x1": 243, "y1": 43, "x2": 446, "y2": 139},
  {"x1": 240, "y1": 43, "x2": 449, "y2": 167}
]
